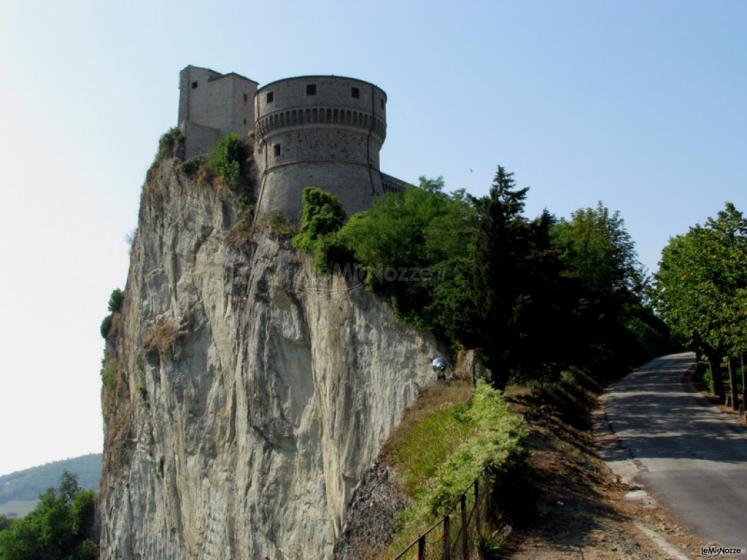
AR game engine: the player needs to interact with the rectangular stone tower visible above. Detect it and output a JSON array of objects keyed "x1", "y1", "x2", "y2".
[{"x1": 178, "y1": 65, "x2": 258, "y2": 159}]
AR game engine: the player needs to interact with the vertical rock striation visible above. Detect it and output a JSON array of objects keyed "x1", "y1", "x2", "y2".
[{"x1": 99, "y1": 158, "x2": 440, "y2": 559}]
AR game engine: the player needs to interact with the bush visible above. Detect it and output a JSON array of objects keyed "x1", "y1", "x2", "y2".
[
  {"x1": 101, "y1": 357, "x2": 117, "y2": 389},
  {"x1": 292, "y1": 187, "x2": 353, "y2": 272},
  {"x1": 108, "y1": 289, "x2": 124, "y2": 313},
  {"x1": 261, "y1": 212, "x2": 296, "y2": 240},
  {"x1": 293, "y1": 188, "x2": 347, "y2": 250},
  {"x1": 210, "y1": 133, "x2": 249, "y2": 189},
  {"x1": 226, "y1": 205, "x2": 256, "y2": 248},
  {"x1": 100, "y1": 315, "x2": 113, "y2": 339},
  {"x1": 180, "y1": 155, "x2": 206, "y2": 177},
  {"x1": 156, "y1": 127, "x2": 185, "y2": 161}
]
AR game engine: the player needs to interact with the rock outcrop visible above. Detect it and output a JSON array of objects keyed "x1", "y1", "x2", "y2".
[{"x1": 99, "y1": 157, "x2": 440, "y2": 559}]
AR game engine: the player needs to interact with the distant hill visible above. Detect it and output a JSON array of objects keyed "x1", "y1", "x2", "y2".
[{"x1": 0, "y1": 454, "x2": 101, "y2": 517}]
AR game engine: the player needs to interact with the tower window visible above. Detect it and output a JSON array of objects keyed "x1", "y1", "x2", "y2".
[
  {"x1": 380, "y1": 99, "x2": 385, "y2": 109},
  {"x1": 306, "y1": 84, "x2": 317, "y2": 95},
  {"x1": 243, "y1": 118, "x2": 247, "y2": 125},
  {"x1": 191, "y1": 81, "x2": 198, "y2": 89},
  {"x1": 351, "y1": 87, "x2": 360, "y2": 99},
  {"x1": 273, "y1": 144, "x2": 281, "y2": 157},
  {"x1": 243, "y1": 93, "x2": 248, "y2": 102},
  {"x1": 266, "y1": 91, "x2": 274, "y2": 103}
]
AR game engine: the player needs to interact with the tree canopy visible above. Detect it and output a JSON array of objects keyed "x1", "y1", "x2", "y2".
[
  {"x1": 0, "y1": 471, "x2": 98, "y2": 560},
  {"x1": 294, "y1": 166, "x2": 670, "y2": 389},
  {"x1": 655, "y1": 202, "x2": 747, "y2": 402}
]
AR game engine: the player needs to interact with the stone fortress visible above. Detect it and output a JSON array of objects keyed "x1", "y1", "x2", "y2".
[{"x1": 178, "y1": 65, "x2": 408, "y2": 220}]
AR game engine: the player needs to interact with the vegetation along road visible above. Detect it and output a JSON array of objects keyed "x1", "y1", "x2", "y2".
[{"x1": 602, "y1": 352, "x2": 747, "y2": 548}]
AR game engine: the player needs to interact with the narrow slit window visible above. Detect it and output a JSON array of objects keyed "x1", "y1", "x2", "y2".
[
  {"x1": 273, "y1": 144, "x2": 281, "y2": 157},
  {"x1": 380, "y1": 99, "x2": 385, "y2": 109},
  {"x1": 266, "y1": 91, "x2": 274, "y2": 103},
  {"x1": 243, "y1": 93, "x2": 248, "y2": 102},
  {"x1": 351, "y1": 87, "x2": 360, "y2": 98},
  {"x1": 306, "y1": 84, "x2": 317, "y2": 95}
]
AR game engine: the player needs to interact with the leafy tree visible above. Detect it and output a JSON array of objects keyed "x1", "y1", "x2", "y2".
[
  {"x1": 464, "y1": 166, "x2": 546, "y2": 388},
  {"x1": 550, "y1": 203, "x2": 664, "y2": 370},
  {"x1": 655, "y1": 202, "x2": 747, "y2": 405},
  {"x1": 553, "y1": 203, "x2": 642, "y2": 302},
  {"x1": 338, "y1": 179, "x2": 478, "y2": 339},
  {"x1": 0, "y1": 471, "x2": 98, "y2": 560}
]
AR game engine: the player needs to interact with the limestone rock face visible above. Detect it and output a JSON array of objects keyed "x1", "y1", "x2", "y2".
[{"x1": 99, "y1": 159, "x2": 439, "y2": 559}]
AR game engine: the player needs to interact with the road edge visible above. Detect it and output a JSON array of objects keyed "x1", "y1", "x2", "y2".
[{"x1": 592, "y1": 357, "x2": 693, "y2": 560}]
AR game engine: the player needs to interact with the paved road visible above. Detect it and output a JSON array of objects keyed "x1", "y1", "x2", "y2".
[{"x1": 601, "y1": 352, "x2": 747, "y2": 547}]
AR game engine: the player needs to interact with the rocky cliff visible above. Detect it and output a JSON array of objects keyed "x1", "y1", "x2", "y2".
[{"x1": 99, "y1": 156, "x2": 440, "y2": 559}]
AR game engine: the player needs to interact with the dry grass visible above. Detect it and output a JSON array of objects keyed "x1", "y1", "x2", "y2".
[
  {"x1": 255, "y1": 211, "x2": 297, "y2": 239},
  {"x1": 380, "y1": 381, "x2": 473, "y2": 473},
  {"x1": 143, "y1": 317, "x2": 178, "y2": 356},
  {"x1": 226, "y1": 208, "x2": 255, "y2": 248}
]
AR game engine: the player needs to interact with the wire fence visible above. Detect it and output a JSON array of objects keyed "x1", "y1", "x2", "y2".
[{"x1": 392, "y1": 469, "x2": 493, "y2": 560}]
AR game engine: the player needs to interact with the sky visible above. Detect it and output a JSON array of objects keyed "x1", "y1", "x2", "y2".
[{"x1": 0, "y1": 0, "x2": 745, "y2": 476}]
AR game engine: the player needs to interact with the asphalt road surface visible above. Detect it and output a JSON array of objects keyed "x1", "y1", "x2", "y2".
[{"x1": 603, "y1": 352, "x2": 747, "y2": 548}]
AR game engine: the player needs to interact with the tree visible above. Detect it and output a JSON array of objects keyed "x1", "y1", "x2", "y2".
[
  {"x1": 336, "y1": 178, "x2": 478, "y2": 342},
  {"x1": 553, "y1": 203, "x2": 642, "y2": 302},
  {"x1": 0, "y1": 471, "x2": 98, "y2": 560},
  {"x1": 655, "y1": 202, "x2": 747, "y2": 406},
  {"x1": 466, "y1": 166, "x2": 537, "y2": 388},
  {"x1": 551, "y1": 203, "x2": 659, "y2": 369}
]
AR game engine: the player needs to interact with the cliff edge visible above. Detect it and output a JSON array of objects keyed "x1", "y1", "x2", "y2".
[{"x1": 98, "y1": 153, "x2": 440, "y2": 559}]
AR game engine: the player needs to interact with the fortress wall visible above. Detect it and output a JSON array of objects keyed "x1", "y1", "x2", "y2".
[
  {"x1": 182, "y1": 121, "x2": 222, "y2": 160},
  {"x1": 262, "y1": 128, "x2": 380, "y2": 169},
  {"x1": 256, "y1": 162, "x2": 382, "y2": 221}
]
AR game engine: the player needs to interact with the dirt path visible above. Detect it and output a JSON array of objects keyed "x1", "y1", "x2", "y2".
[{"x1": 500, "y1": 380, "x2": 706, "y2": 559}]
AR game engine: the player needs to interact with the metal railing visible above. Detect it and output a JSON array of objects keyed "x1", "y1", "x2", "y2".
[{"x1": 392, "y1": 469, "x2": 493, "y2": 560}]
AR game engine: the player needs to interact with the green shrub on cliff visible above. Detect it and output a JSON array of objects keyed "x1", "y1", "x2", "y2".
[
  {"x1": 210, "y1": 133, "x2": 249, "y2": 189},
  {"x1": 293, "y1": 187, "x2": 347, "y2": 250},
  {"x1": 156, "y1": 127, "x2": 185, "y2": 160},
  {"x1": 292, "y1": 188, "x2": 353, "y2": 271},
  {"x1": 100, "y1": 288, "x2": 124, "y2": 339},
  {"x1": 107, "y1": 289, "x2": 124, "y2": 313}
]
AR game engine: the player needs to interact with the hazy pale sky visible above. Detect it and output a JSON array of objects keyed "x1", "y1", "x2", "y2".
[{"x1": 0, "y1": 0, "x2": 745, "y2": 476}]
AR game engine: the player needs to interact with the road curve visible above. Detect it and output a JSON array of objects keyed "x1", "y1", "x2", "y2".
[{"x1": 601, "y1": 352, "x2": 747, "y2": 547}]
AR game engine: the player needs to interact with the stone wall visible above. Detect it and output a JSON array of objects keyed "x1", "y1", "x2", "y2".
[{"x1": 178, "y1": 66, "x2": 257, "y2": 159}]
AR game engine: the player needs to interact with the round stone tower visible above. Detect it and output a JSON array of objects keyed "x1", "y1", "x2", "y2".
[{"x1": 254, "y1": 76, "x2": 387, "y2": 221}]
